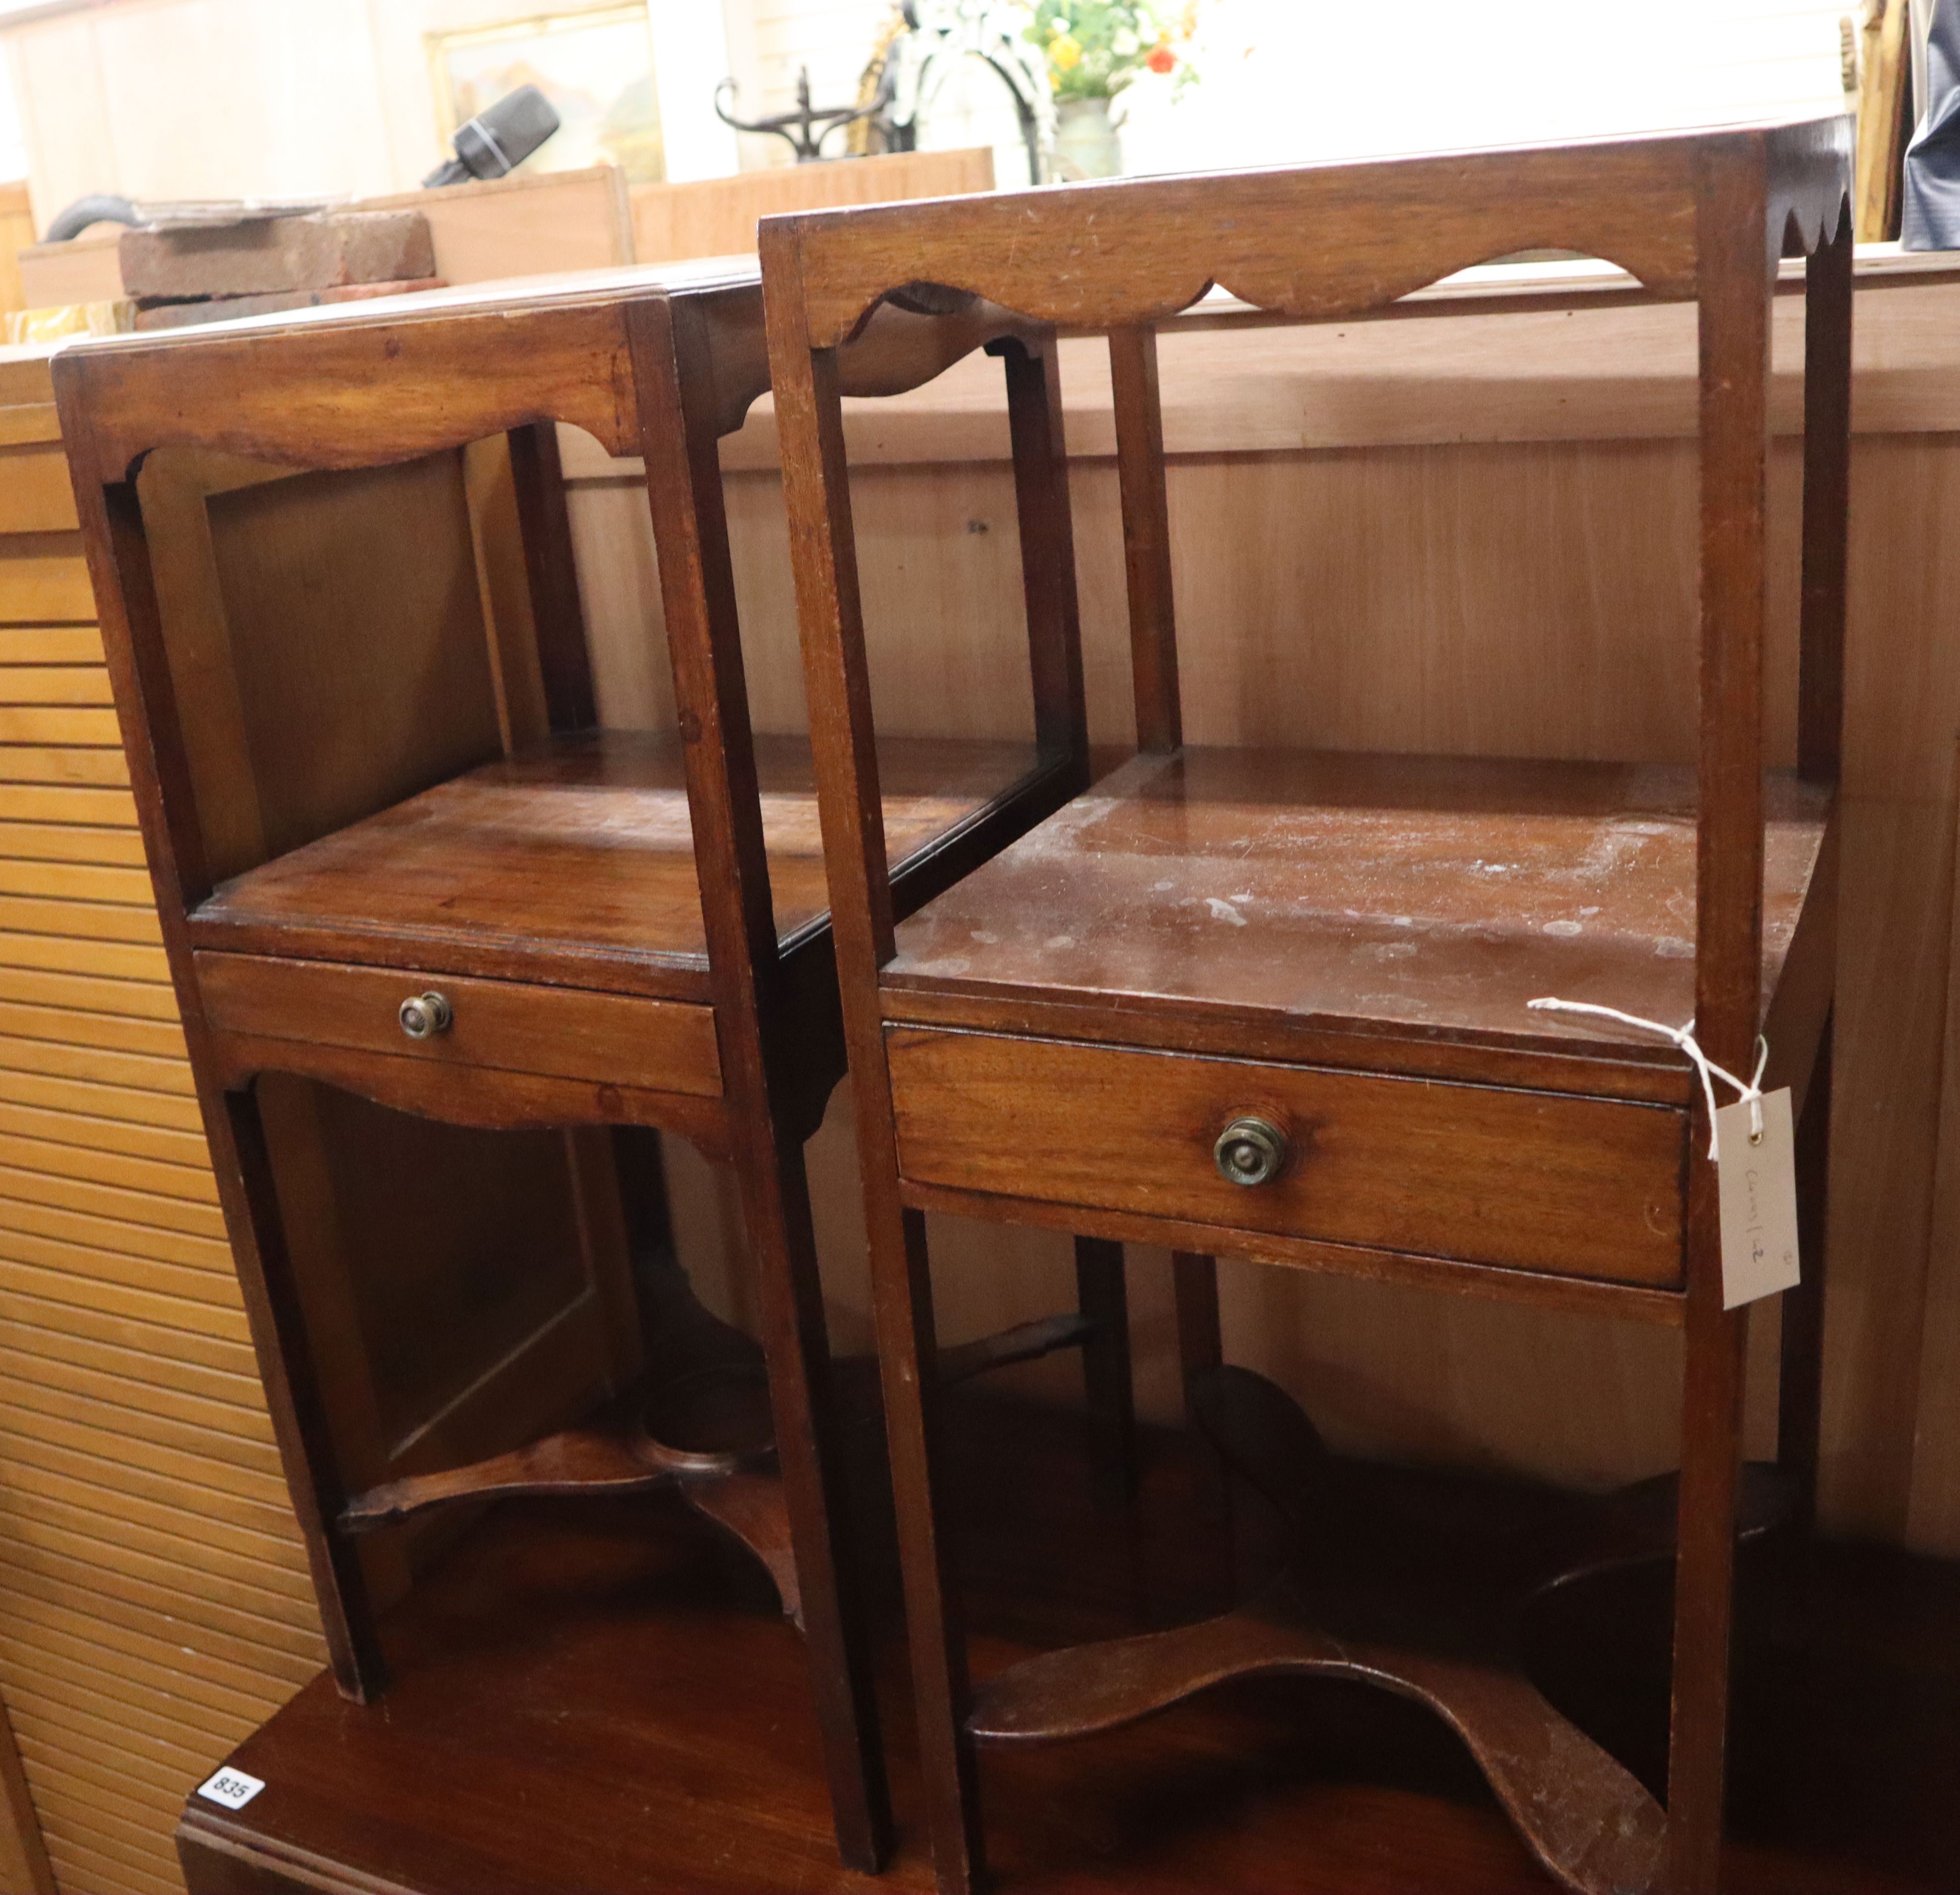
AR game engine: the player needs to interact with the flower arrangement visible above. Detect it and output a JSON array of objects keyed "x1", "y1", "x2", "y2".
[{"x1": 1025, "y1": 0, "x2": 1199, "y2": 102}]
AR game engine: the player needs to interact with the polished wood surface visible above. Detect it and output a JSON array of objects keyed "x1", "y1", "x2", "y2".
[
  {"x1": 91, "y1": 429, "x2": 643, "y2": 1720},
  {"x1": 887, "y1": 1029, "x2": 1687, "y2": 1288},
  {"x1": 631, "y1": 150, "x2": 996, "y2": 268},
  {"x1": 196, "y1": 950, "x2": 722, "y2": 1098},
  {"x1": 175, "y1": 1397, "x2": 1960, "y2": 1895},
  {"x1": 191, "y1": 729, "x2": 1046, "y2": 998},
  {"x1": 59, "y1": 259, "x2": 1040, "y2": 489},
  {"x1": 557, "y1": 260, "x2": 1959, "y2": 1563},
  {"x1": 58, "y1": 253, "x2": 1146, "y2": 1879},
  {"x1": 767, "y1": 122, "x2": 1854, "y2": 1895},
  {"x1": 969, "y1": 1369, "x2": 1795, "y2": 1895},
  {"x1": 884, "y1": 749, "x2": 1831, "y2": 1079},
  {"x1": 775, "y1": 121, "x2": 1848, "y2": 348},
  {"x1": 27, "y1": 232, "x2": 1960, "y2": 1893}
]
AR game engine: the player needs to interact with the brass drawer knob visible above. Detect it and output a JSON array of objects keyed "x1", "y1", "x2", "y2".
[
  {"x1": 398, "y1": 991, "x2": 453, "y2": 1041},
  {"x1": 1214, "y1": 1116, "x2": 1287, "y2": 1187}
]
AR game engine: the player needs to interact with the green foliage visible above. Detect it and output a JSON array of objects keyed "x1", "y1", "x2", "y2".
[{"x1": 1024, "y1": 0, "x2": 1195, "y2": 101}]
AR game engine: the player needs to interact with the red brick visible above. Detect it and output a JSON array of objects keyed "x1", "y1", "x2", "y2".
[{"x1": 119, "y1": 212, "x2": 435, "y2": 299}]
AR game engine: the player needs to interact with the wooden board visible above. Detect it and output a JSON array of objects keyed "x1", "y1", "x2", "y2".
[
  {"x1": 881, "y1": 749, "x2": 1830, "y2": 1069},
  {"x1": 17, "y1": 165, "x2": 637, "y2": 329},
  {"x1": 196, "y1": 951, "x2": 723, "y2": 1100},
  {"x1": 15, "y1": 232, "x2": 121, "y2": 314},
  {"x1": 358, "y1": 166, "x2": 633, "y2": 285},
  {"x1": 188, "y1": 729, "x2": 1044, "y2": 997},
  {"x1": 0, "y1": 183, "x2": 37, "y2": 318},
  {"x1": 631, "y1": 150, "x2": 994, "y2": 267}
]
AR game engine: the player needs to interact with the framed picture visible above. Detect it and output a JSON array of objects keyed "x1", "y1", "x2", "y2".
[{"x1": 428, "y1": 4, "x2": 664, "y2": 184}]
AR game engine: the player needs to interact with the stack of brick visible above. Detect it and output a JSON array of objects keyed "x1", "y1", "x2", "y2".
[{"x1": 120, "y1": 210, "x2": 441, "y2": 331}]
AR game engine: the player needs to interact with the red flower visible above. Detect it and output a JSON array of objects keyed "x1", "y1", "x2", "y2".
[{"x1": 1146, "y1": 43, "x2": 1177, "y2": 73}]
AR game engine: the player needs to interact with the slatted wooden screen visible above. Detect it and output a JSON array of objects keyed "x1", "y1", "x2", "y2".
[{"x1": 0, "y1": 350, "x2": 323, "y2": 1895}]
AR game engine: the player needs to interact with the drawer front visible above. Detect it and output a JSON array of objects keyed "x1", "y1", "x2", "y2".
[
  {"x1": 887, "y1": 1028, "x2": 1683, "y2": 1287},
  {"x1": 198, "y1": 952, "x2": 722, "y2": 1098}
]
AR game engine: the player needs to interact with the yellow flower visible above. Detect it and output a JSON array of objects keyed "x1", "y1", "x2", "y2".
[{"x1": 1051, "y1": 33, "x2": 1083, "y2": 70}]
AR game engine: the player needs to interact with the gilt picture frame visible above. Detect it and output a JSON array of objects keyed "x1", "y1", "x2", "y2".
[{"x1": 428, "y1": 3, "x2": 665, "y2": 184}]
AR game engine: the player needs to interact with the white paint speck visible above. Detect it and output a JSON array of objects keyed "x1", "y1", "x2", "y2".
[
  {"x1": 1205, "y1": 899, "x2": 1248, "y2": 927},
  {"x1": 1045, "y1": 934, "x2": 1075, "y2": 949},
  {"x1": 1654, "y1": 936, "x2": 1694, "y2": 959},
  {"x1": 1544, "y1": 920, "x2": 1584, "y2": 938},
  {"x1": 1153, "y1": 879, "x2": 1175, "y2": 891},
  {"x1": 969, "y1": 930, "x2": 999, "y2": 945}
]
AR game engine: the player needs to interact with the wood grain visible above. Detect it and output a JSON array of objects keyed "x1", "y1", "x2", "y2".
[
  {"x1": 771, "y1": 123, "x2": 1845, "y2": 349},
  {"x1": 170, "y1": 1403, "x2": 1960, "y2": 1895},
  {"x1": 595, "y1": 282, "x2": 1960, "y2": 1532},
  {"x1": 48, "y1": 261, "x2": 1117, "y2": 1879},
  {"x1": 632, "y1": 149, "x2": 994, "y2": 266},
  {"x1": 61, "y1": 297, "x2": 645, "y2": 483},
  {"x1": 196, "y1": 952, "x2": 722, "y2": 1100},
  {"x1": 187, "y1": 728, "x2": 1045, "y2": 1001},
  {"x1": 13, "y1": 231, "x2": 121, "y2": 313},
  {"x1": 767, "y1": 122, "x2": 1851, "y2": 1895},
  {"x1": 889, "y1": 1027, "x2": 1686, "y2": 1287},
  {"x1": 21, "y1": 154, "x2": 1960, "y2": 1889},
  {"x1": 357, "y1": 165, "x2": 634, "y2": 286},
  {"x1": 1908, "y1": 784, "x2": 1960, "y2": 1557},
  {"x1": 884, "y1": 749, "x2": 1830, "y2": 1072}
]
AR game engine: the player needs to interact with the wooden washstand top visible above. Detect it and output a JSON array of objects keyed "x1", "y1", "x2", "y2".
[
  {"x1": 882, "y1": 750, "x2": 1833, "y2": 1097},
  {"x1": 192, "y1": 730, "x2": 1048, "y2": 1003}
]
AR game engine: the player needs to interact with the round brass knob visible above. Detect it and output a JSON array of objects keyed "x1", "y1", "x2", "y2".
[
  {"x1": 398, "y1": 991, "x2": 453, "y2": 1041},
  {"x1": 1214, "y1": 1116, "x2": 1287, "y2": 1187}
]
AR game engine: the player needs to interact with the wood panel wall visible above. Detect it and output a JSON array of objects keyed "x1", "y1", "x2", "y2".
[
  {"x1": 631, "y1": 149, "x2": 994, "y2": 264},
  {"x1": 564, "y1": 266, "x2": 1960, "y2": 1549}
]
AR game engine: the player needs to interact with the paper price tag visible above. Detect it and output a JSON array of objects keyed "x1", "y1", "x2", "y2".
[
  {"x1": 196, "y1": 1765, "x2": 265, "y2": 1811},
  {"x1": 1717, "y1": 1087, "x2": 1801, "y2": 1310}
]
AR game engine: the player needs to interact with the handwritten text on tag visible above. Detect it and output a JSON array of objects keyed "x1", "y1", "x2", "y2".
[{"x1": 1716, "y1": 1087, "x2": 1800, "y2": 1310}]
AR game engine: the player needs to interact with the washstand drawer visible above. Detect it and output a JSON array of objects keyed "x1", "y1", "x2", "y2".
[
  {"x1": 197, "y1": 951, "x2": 722, "y2": 1098},
  {"x1": 886, "y1": 1028, "x2": 1684, "y2": 1287}
]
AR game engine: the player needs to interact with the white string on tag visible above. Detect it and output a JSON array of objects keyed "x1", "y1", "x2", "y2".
[{"x1": 1527, "y1": 997, "x2": 1768, "y2": 1160}]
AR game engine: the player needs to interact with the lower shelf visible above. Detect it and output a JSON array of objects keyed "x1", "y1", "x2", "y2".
[
  {"x1": 969, "y1": 1368, "x2": 1797, "y2": 1895},
  {"x1": 177, "y1": 1396, "x2": 1960, "y2": 1895}
]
